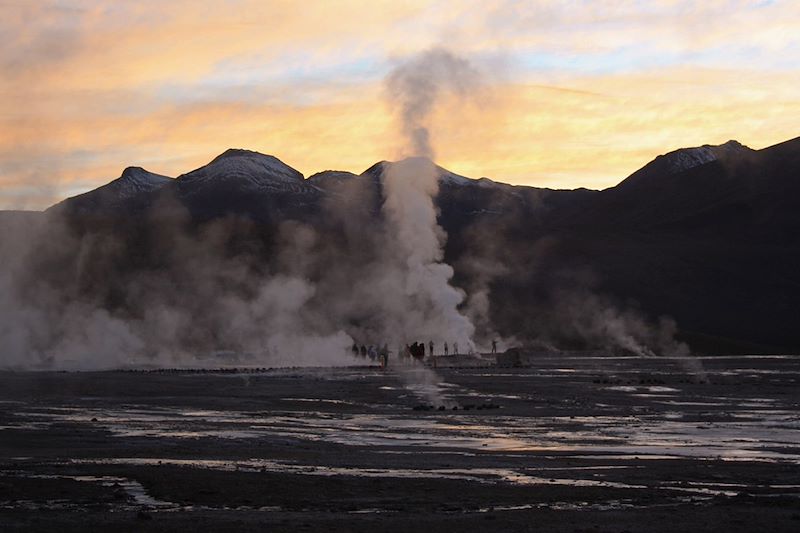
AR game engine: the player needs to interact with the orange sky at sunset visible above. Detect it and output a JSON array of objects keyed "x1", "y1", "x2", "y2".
[{"x1": 1, "y1": 0, "x2": 798, "y2": 208}]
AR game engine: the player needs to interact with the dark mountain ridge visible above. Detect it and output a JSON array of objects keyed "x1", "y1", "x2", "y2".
[
  {"x1": 51, "y1": 166, "x2": 173, "y2": 217},
  {"x1": 9, "y1": 135, "x2": 800, "y2": 354}
]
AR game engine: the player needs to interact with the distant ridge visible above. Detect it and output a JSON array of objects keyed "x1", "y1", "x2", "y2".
[
  {"x1": 619, "y1": 140, "x2": 754, "y2": 191},
  {"x1": 7, "y1": 134, "x2": 799, "y2": 353}
]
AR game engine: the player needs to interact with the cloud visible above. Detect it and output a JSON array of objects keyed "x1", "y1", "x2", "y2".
[{"x1": 1, "y1": 1, "x2": 799, "y2": 207}]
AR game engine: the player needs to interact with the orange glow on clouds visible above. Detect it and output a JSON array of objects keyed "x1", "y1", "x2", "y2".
[{"x1": 1, "y1": 1, "x2": 798, "y2": 208}]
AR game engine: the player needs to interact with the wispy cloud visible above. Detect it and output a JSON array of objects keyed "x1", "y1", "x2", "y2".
[{"x1": 1, "y1": 0, "x2": 798, "y2": 207}]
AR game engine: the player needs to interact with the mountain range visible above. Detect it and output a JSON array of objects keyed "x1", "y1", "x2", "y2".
[{"x1": 6, "y1": 135, "x2": 800, "y2": 354}]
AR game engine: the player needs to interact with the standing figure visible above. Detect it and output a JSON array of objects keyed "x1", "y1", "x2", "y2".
[
  {"x1": 428, "y1": 341, "x2": 434, "y2": 356},
  {"x1": 453, "y1": 341, "x2": 459, "y2": 355},
  {"x1": 444, "y1": 342, "x2": 449, "y2": 356},
  {"x1": 491, "y1": 339, "x2": 497, "y2": 354},
  {"x1": 360, "y1": 344, "x2": 367, "y2": 357},
  {"x1": 380, "y1": 344, "x2": 389, "y2": 368}
]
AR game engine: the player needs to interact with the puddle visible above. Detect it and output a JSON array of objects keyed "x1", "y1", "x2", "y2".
[
  {"x1": 48, "y1": 456, "x2": 768, "y2": 504},
  {"x1": 476, "y1": 500, "x2": 637, "y2": 512},
  {"x1": 607, "y1": 386, "x2": 680, "y2": 393},
  {"x1": 281, "y1": 398, "x2": 357, "y2": 405},
  {"x1": 1, "y1": 470, "x2": 173, "y2": 508},
  {"x1": 63, "y1": 457, "x2": 736, "y2": 498},
  {"x1": 16, "y1": 400, "x2": 800, "y2": 464}
]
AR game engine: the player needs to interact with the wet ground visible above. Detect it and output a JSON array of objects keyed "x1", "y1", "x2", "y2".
[{"x1": 1, "y1": 355, "x2": 799, "y2": 532}]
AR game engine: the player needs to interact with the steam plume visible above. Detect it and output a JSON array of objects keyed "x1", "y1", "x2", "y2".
[
  {"x1": 386, "y1": 47, "x2": 480, "y2": 159},
  {"x1": 380, "y1": 47, "x2": 480, "y2": 349}
]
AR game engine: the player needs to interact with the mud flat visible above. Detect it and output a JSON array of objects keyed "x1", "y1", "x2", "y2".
[{"x1": 1, "y1": 354, "x2": 799, "y2": 532}]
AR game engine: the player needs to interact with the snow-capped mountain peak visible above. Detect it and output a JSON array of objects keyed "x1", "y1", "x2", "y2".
[
  {"x1": 365, "y1": 158, "x2": 480, "y2": 188},
  {"x1": 306, "y1": 170, "x2": 358, "y2": 190},
  {"x1": 115, "y1": 167, "x2": 172, "y2": 198},
  {"x1": 654, "y1": 140, "x2": 750, "y2": 174},
  {"x1": 45, "y1": 166, "x2": 172, "y2": 214},
  {"x1": 620, "y1": 139, "x2": 752, "y2": 189},
  {"x1": 438, "y1": 169, "x2": 473, "y2": 186},
  {"x1": 178, "y1": 149, "x2": 305, "y2": 191}
]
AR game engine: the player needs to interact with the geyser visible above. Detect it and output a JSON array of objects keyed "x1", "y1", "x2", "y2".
[{"x1": 380, "y1": 47, "x2": 481, "y2": 350}]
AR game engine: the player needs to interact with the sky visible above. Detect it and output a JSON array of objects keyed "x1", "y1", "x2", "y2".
[{"x1": 1, "y1": 0, "x2": 798, "y2": 209}]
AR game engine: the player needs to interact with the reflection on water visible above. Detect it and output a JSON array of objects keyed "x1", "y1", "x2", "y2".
[
  {"x1": 18, "y1": 397, "x2": 800, "y2": 463},
  {"x1": 3, "y1": 354, "x2": 800, "y2": 515},
  {"x1": 63, "y1": 456, "x2": 740, "y2": 498},
  {"x1": 0, "y1": 471, "x2": 172, "y2": 508}
]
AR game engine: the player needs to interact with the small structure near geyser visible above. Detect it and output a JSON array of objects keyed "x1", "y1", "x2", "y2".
[{"x1": 495, "y1": 348, "x2": 522, "y2": 368}]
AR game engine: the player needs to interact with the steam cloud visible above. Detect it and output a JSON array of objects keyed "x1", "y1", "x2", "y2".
[
  {"x1": 0, "y1": 47, "x2": 692, "y2": 371},
  {"x1": 379, "y1": 47, "x2": 479, "y2": 349},
  {"x1": 386, "y1": 48, "x2": 480, "y2": 160},
  {"x1": 0, "y1": 47, "x2": 484, "y2": 370},
  {"x1": 0, "y1": 210, "x2": 355, "y2": 370}
]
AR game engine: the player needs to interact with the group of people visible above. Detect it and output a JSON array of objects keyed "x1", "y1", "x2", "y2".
[
  {"x1": 403, "y1": 341, "x2": 461, "y2": 357},
  {"x1": 352, "y1": 339, "x2": 483, "y2": 368},
  {"x1": 351, "y1": 343, "x2": 390, "y2": 366}
]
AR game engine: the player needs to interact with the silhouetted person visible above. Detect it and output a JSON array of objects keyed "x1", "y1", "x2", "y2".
[
  {"x1": 491, "y1": 339, "x2": 497, "y2": 354},
  {"x1": 444, "y1": 342, "x2": 449, "y2": 356},
  {"x1": 360, "y1": 344, "x2": 367, "y2": 357},
  {"x1": 453, "y1": 341, "x2": 459, "y2": 355},
  {"x1": 411, "y1": 342, "x2": 424, "y2": 360},
  {"x1": 378, "y1": 344, "x2": 388, "y2": 368},
  {"x1": 352, "y1": 343, "x2": 359, "y2": 356},
  {"x1": 429, "y1": 341, "x2": 434, "y2": 356}
]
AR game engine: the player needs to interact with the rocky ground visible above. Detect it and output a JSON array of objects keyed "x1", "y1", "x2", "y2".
[{"x1": 1, "y1": 354, "x2": 799, "y2": 532}]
